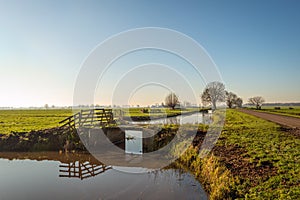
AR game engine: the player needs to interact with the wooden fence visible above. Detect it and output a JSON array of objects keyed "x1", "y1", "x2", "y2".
[{"x1": 59, "y1": 109, "x2": 114, "y2": 134}]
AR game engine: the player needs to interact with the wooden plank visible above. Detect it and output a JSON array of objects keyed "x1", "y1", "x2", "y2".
[
  {"x1": 64, "y1": 174, "x2": 80, "y2": 178},
  {"x1": 59, "y1": 169, "x2": 72, "y2": 173},
  {"x1": 59, "y1": 115, "x2": 73, "y2": 124}
]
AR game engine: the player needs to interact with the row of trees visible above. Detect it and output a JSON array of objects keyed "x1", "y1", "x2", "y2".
[
  {"x1": 164, "y1": 81, "x2": 265, "y2": 110},
  {"x1": 201, "y1": 81, "x2": 243, "y2": 110}
]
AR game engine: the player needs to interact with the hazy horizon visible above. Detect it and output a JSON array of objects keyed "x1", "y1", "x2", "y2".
[{"x1": 1, "y1": 101, "x2": 300, "y2": 109}]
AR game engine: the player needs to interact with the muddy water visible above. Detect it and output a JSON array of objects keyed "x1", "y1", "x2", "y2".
[{"x1": 0, "y1": 152, "x2": 207, "y2": 200}]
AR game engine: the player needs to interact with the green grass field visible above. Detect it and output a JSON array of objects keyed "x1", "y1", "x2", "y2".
[
  {"x1": 0, "y1": 109, "x2": 73, "y2": 134},
  {"x1": 0, "y1": 108, "x2": 299, "y2": 198},
  {"x1": 247, "y1": 106, "x2": 300, "y2": 118},
  {"x1": 261, "y1": 106, "x2": 300, "y2": 118},
  {"x1": 0, "y1": 107, "x2": 201, "y2": 134},
  {"x1": 217, "y1": 109, "x2": 300, "y2": 198}
]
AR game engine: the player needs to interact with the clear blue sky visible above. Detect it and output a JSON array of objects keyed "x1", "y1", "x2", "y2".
[{"x1": 0, "y1": 0, "x2": 299, "y2": 107}]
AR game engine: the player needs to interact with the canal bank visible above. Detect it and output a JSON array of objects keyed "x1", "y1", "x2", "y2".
[{"x1": 0, "y1": 111, "x2": 228, "y2": 199}]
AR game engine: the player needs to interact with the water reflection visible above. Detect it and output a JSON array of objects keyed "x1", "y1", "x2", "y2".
[
  {"x1": 0, "y1": 152, "x2": 208, "y2": 199},
  {"x1": 125, "y1": 130, "x2": 143, "y2": 154},
  {"x1": 129, "y1": 112, "x2": 212, "y2": 125},
  {"x1": 0, "y1": 151, "x2": 113, "y2": 180},
  {"x1": 59, "y1": 161, "x2": 112, "y2": 180}
]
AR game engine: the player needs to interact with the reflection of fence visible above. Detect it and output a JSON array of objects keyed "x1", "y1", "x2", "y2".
[
  {"x1": 59, "y1": 161, "x2": 112, "y2": 180},
  {"x1": 59, "y1": 109, "x2": 114, "y2": 134}
]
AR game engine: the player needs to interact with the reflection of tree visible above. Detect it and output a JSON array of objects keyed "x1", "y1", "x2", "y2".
[
  {"x1": 165, "y1": 117, "x2": 180, "y2": 125},
  {"x1": 203, "y1": 112, "x2": 213, "y2": 124},
  {"x1": 59, "y1": 161, "x2": 112, "y2": 180}
]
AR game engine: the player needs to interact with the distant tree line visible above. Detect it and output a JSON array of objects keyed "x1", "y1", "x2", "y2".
[
  {"x1": 154, "y1": 81, "x2": 270, "y2": 111},
  {"x1": 199, "y1": 81, "x2": 270, "y2": 110}
]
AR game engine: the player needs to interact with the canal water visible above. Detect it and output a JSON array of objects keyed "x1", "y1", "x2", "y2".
[
  {"x1": 0, "y1": 152, "x2": 207, "y2": 200},
  {"x1": 130, "y1": 112, "x2": 212, "y2": 125},
  {"x1": 123, "y1": 112, "x2": 212, "y2": 155}
]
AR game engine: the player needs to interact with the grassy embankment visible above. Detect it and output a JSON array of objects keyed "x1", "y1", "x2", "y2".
[{"x1": 177, "y1": 109, "x2": 299, "y2": 199}]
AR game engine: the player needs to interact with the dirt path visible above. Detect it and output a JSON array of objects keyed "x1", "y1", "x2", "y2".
[{"x1": 238, "y1": 109, "x2": 300, "y2": 128}]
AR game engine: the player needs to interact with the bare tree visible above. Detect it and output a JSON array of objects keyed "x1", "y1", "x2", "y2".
[
  {"x1": 226, "y1": 91, "x2": 238, "y2": 108},
  {"x1": 201, "y1": 88, "x2": 211, "y2": 107},
  {"x1": 226, "y1": 91, "x2": 243, "y2": 108},
  {"x1": 235, "y1": 97, "x2": 243, "y2": 108},
  {"x1": 201, "y1": 81, "x2": 225, "y2": 110},
  {"x1": 165, "y1": 93, "x2": 179, "y2": 110},
  {"x1": 248, "y1": 96, "x2": 265, "y2": 109}
]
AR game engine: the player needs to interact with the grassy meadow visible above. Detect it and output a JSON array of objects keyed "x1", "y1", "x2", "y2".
[
  {"x1": 0, "y1": 107, "x2": 299, "y2": 198},
  {"x1": 0, "y1": 109, "x2": 73, "y2": 134},
  {"x1": 178, "y1": 109, "x2": 299, "y2": 199},
  {"x1": 260, "y1": 106, "x2": 300, "y2": 118},
  {"x1": 0, "y1": 107, "x2": 201, "y2": 134},
  {"x1": 216, "y1": 109, "x2": 299, "y2": 198},
  {"x1": 247, "y1": 106, "x2": 300, "y2": 118}
]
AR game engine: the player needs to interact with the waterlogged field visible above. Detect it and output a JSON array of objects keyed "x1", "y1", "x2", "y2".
[
  {"x1": 0, "y1": 109, "x2": 73, "y2": 134},
  {"x1": 215, "y1": 109, "x2": 300, "y2": 199},
  {"x1": 260, "y1": 106, "x2": 300, "y2": 118}
]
